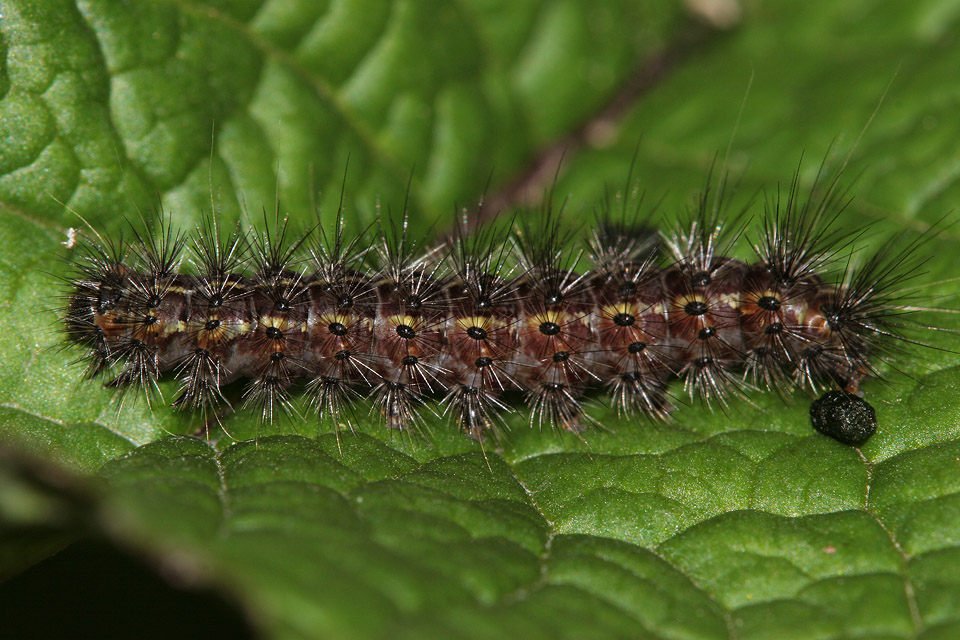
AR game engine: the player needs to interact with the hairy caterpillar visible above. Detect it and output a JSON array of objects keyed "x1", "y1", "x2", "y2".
[{"x1": 59, "y1": 163, "x2": 939, "y2": 443}]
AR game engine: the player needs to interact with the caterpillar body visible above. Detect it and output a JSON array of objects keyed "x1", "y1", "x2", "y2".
[{"x1": 60, "y1": 168, "x2": 933, "y2": 442}]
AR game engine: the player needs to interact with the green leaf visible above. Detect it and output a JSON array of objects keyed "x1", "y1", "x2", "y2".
[{"x1": 3, "y1": 1, "x2": 960, "y2": 639}]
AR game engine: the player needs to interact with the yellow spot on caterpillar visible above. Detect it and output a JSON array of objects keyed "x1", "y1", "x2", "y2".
[
  {"x1": 529, "y1": 309, "x2": 571, "y2": 332},
  {"x1": 456, "y1": 316, "x2": 503, "y2": 332},
  {"x1": 388, "y1": 314, "x2": 417, "y2": 329},
  {"x1": 602, "y1": 303, "x2": 633, "y2": 318},
  {"x1": 318, "y1": 312, "x2": 356, "y2": 327},
  {"x1": 676, "y1": 293, "x2": 706, "y2": 309}
]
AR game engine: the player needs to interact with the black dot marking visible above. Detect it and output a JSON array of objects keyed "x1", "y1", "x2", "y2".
[
  {"x1": 539, "y1": 321, "x2": 560, "y2": 336},
  {"x1": 334, "y1": 349, "x2": 350, "y2": 361},
  {"x1": 406, "y1": 296, "x2": 422, "y2": 311},
  {"x1": 461, "y1": 385, "x2": 478, "y2": 396},
  {"x1": 691, "y1": 271, "x2": 712, "y2": 287},
  {"x1": 143, "y1": 315, "x2": 157, "y2": 326},
  {"x1": 475, "y1": 356, "x2": 492, "y2": 368},
  {"x1": 146, "y1": 295, "x2": 162, "y2": 308},
  {"x1": 617, "y1": 282, "x2": 637, "y2": 299},
  {"x1": 775, "y1": 275, "x2": 795, "y2": 289},
  {"x1": 698, "y1": 326, "x2": 716, "y2": 340},
  {"x1": 262, "y1": 265, "x2": 282, "y2": 280},
  {"x1": 803, "y1": 344, "x2": 823, "y2": 359},
  {"x1": 466, "y1": 326, "x2": 487, "y2": 340},
  {"x1": 553, "y1": 351, "x2": 570, "y2": 362},
  {"x1": 628, "y1": 341, "x2": 646, "y2": 354},
  {"x1": 271, "y1": 352, "x2": 285, "y2": 362},
  {"x1": 765, "y1": 322, "x2": 783, "y2": 335},
  {"x1": 758, "y1": 295, "x2": 781, "y2": 311},
  {"x1": 684, "y1": 300, "x2": 708, "y2": 316},
  {"x1": 205, "y1": 319, "x2": 221, "y2": 331},
  {"x1": 695, "y1": 356, "x2": 712, "y2": 367},
  {"x1": 98, "y1": 282, "x2": 123, "y2": 311},
  {"x1": 265, "y1": 326, "x2": 283, "y2": 340},
  {"x1": 620, "y1": 371, "x2": 640, "y2": 383},
  {"x1": 402, "y1": 355, "x2": 418, "y2": 366},
  {"x1": 613, "y1": 313, "x2": 636, "y2": 327},
  {"x1": 396, "y1": 324, "x2": 416, "y2": 340},
  {"x1": 337, "y1": 294, "x2": 354, "y2": 309},
  {"x1": 328, "y1": 322, "x2": 347, "y2": 336},
  {"x1": 209, "y1": 294, "x2": 224, "y2": 308},
  {"x1": 543, "y1": 382, "x2": 564, "y2": 391},
  {"x1": 821, "y1": 304, "x2": 843, "y2": 330},
  {"x1": 475, "y1": 296, "x2": 492, "y2": 311},
  {"x1": 195, "y1": 348, "x2": 210, "y2": 357},
  {"x1": 545, "y1": 290, "x2": 564, "y2": 306},
  {"x1": 810, "y1": 390, "x2": 877, "y2": 446}
]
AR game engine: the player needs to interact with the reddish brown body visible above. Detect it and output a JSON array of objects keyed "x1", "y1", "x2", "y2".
[{"x1": 67, "y1": 252, "x2": 851, "y2": 438}]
